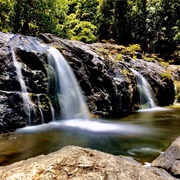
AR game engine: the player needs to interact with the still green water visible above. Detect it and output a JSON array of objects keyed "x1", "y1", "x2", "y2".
[{"x1": 0, "y1": 105, "x2": 180, "y2": 166}]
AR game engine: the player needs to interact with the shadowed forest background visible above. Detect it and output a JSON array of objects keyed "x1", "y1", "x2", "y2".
[{"x1": 0, "y1": 0, "x2": 179, "y2": 61}]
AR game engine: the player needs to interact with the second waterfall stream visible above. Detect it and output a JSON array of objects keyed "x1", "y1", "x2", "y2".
[{"x1": 130, "y1": 68, "x2": 156, "y2": 109}]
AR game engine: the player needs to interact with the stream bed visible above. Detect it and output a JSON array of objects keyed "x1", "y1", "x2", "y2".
[{"x1": 0, "y1": 104, "x2": 180, "y2": 166}]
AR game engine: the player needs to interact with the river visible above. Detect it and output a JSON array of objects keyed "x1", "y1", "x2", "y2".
[{"x1": 0, "y1": 104, "x2": 180, "y2": 166}]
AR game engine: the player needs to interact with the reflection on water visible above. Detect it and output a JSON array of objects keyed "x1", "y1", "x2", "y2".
[{"x1": 0, "y1": 105, "x2": 180, "y2": 165}]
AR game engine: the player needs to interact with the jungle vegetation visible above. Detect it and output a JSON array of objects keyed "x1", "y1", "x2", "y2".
[{"x1": 0, "y1": 0, "x2": 179, "y2": 58}]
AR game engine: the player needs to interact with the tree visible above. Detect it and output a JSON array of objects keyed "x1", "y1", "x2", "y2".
[
  {"x1": 128, "y1": 0, "x2": 147, "y2": 50},
  {"x1": 12, "y1": 0, "x2": 62, "y2": 36},
  {"x1": 112, "y1": 0, "x2": 129, "y2": 45},
  {"x1": 0, "y1": 0, "x2": 179, "y2": 56},
  {"x1": 97, "y1": 0, "x2": 114, "y2": 41},
  {"x1": 61, "y1": 0, "x2": 98, "y2": 43},
  {"x1": 146, "y1": 0, "x2": 180, "y2": 54},
  {"x1": 0, "y1": 0, "x2": 15, "y2": 32}
]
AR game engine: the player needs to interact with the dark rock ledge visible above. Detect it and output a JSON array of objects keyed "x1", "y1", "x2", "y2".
[{"x1": 0, "y1": 32, "x2": 176, "y2": 132}]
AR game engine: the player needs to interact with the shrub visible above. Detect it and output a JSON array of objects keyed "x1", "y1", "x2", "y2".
[
  {"x1": 122, "y1": 69, "x2": 129, "y2": 76},
  {"x1": 161, "y1": 70, "x2": 172, "y2": 80},
  {"x1": 116, "y1": 54, "x2": 123, "y2": 61},
  {"x1": 68, "y1": 21, "x2": 97, "y2": 43},
  {"x1": 160, "y1": 62, "x2": 169, "y2": 67},
  {"x1": 121, "y1": 44, "x2": 142, "y2": 58}
]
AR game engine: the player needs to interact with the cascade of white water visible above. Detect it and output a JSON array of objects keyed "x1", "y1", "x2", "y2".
[
  {"x1": 11, "y1": 49, "x2": 33, "y2": 124},
  {"x1": 131, "y1": 68, "x2": 156, "y2": 108},
  {"x1": 46, "y1": 47, "x2": 89, "y2": 120},
  {"x1": 36, "y1": 94, "x2": 45, "y2": 124},
  {"x1": 9, "y1": 35, "x2": 89, "y2": 126},
  {"x1": 48, "y1": 97, "x2": 55, "y2": 121}
]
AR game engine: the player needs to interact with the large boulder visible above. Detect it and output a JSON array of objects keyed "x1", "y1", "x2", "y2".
[
  {"x1": 39, "y1": 33, "x2": 175, "y2": 111},
  {"x1": 123, "y1": 58, "x2": 175, "y2": 106},
  {"x1": 152, "y1": 137, "x2": 180, "y2": 178},
  {"x1": 0, "y1": 32, "x2": 54, "y2": 133},
  {"x1": 38, "y1": 34, "x2": 140, "y2": 117},
  {"x1": 0, "y1": 32, "x2": 140, "y2": 132},
  {"x1": 0, "y1": 32, "x2": 175, "y2": 132},
  {"x1": 0, "y1": 146, "x2": 169, "y2": 180}
]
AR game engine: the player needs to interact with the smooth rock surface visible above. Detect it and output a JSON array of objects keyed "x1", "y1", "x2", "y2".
[
  {"x1": 152, "y1": 137, "x2": 180, "y2": 177},
  {"x1": 0, "y1": 146, "x2": 166, "y2": 180}
]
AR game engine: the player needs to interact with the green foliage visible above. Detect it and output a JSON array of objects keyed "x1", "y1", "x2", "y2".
[
  {"x1": 62, "y1": 8, "x2": 98, "y2": 43},
  {"x1": 173, "y1": 32, "x2": 180, "y2": 44},
  {"x1": 68, "y1": 21, "x2": 97, "y2": 43},
  {"x1": 146, "y1": 0, "x2": 180, "y2": 54},
  {"x1": 12, "y1": 0, "x2": 60, "y2": 35},
  {"x1": 121, "y1": 44, "x2": 141, "y2": 57},
  {"x1": 160, "y1": 62, "x2": 169, "y2": 67},
  {"x1": 122, "y1": 69, "x2": 129, "y2": 76},
  {"x1": 115, "y1": 44, "x2": 141, "y2": 60},
  {"x1": 116, "y1": 54, "x2": 123, "y2": 61},
  {"x1": 161, "y1": 70, "x2": 172, "y2": 80},
  {"x1": 144, "y1": 57, "x2": 155, "y2": 61},
  {"x1": 0, "y1": 0, "x2": 179, "y2": 56},
  {"x1": 127, "y1": 0, "x2": 147, "y2": 49},
  {"x1": 55, "y1": 0, "x2": 98, "y2": 42},
  {"x1": 0, "y1": 0, "x2": 15, "y2": 32},
  {"x1": 97, "y1": 0, "x2": 114, "y2": 41}
]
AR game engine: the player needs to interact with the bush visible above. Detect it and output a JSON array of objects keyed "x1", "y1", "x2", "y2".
[
  {"x1": 68, "y1": 21, "x2": 97, "y2": 43},
  {"x1": 116, "y1": 54, "x2": 123, "y2": 61},
  {"x1": 121, "y1": 44, "x2": 142, "y2": 58},
  {"x1": 161, "y1": 70, "x2": 172, "y2": 81},
  {"x1": 176, "y1": 94, "x2": 180, "y2": 102}
]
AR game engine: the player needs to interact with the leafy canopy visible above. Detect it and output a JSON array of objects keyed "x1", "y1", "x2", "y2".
[{"x1": 0, "y1": 0, "x2": 179, "y2": 54}]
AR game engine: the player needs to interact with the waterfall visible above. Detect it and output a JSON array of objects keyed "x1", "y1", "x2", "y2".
[
  {"x1": 10, "y1": 34, "x2": 89, "y2": 125},
  {"x1": 46, "y1": 47, "x2": 89, "y2": 120},
  {"x1": 11, "y1": 49, "x2": 37, "y2": 125},
  {"x1": 131, "y1": 68, "x2": 156, "y2": 109}
]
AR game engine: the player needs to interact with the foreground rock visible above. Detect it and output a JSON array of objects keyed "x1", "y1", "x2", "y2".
[
  {"x1": 0, "y1": 146, "x2": 171, "y2": 180},
  {"x1": 152, "y1": 137, "x2": 180, "y2": 178}
]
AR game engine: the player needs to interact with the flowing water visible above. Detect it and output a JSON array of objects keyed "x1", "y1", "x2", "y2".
[
  {"x1": 46, "y1": 47, "x2": 89, "y2": 120},
  {"x1": 9, "y1": 36, "x2": 89, "y2": 124},
  {"x1": 11, "y1": 49, "x2": 38, "y2": 125},
  {"x1": 131, "y1": 68, "x2": 156, "y2": 108},
  {"x1": 0, "y1": 105, "x2": 180, "y2": 166}
]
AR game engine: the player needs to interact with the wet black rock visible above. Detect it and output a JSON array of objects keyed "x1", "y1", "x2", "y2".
[
  {"x1": 123, "y1": 58, "x2": 175, "y2": 106},
  {"x1": 0, "y1": 32, "x2": 175, "y2": 133}
]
